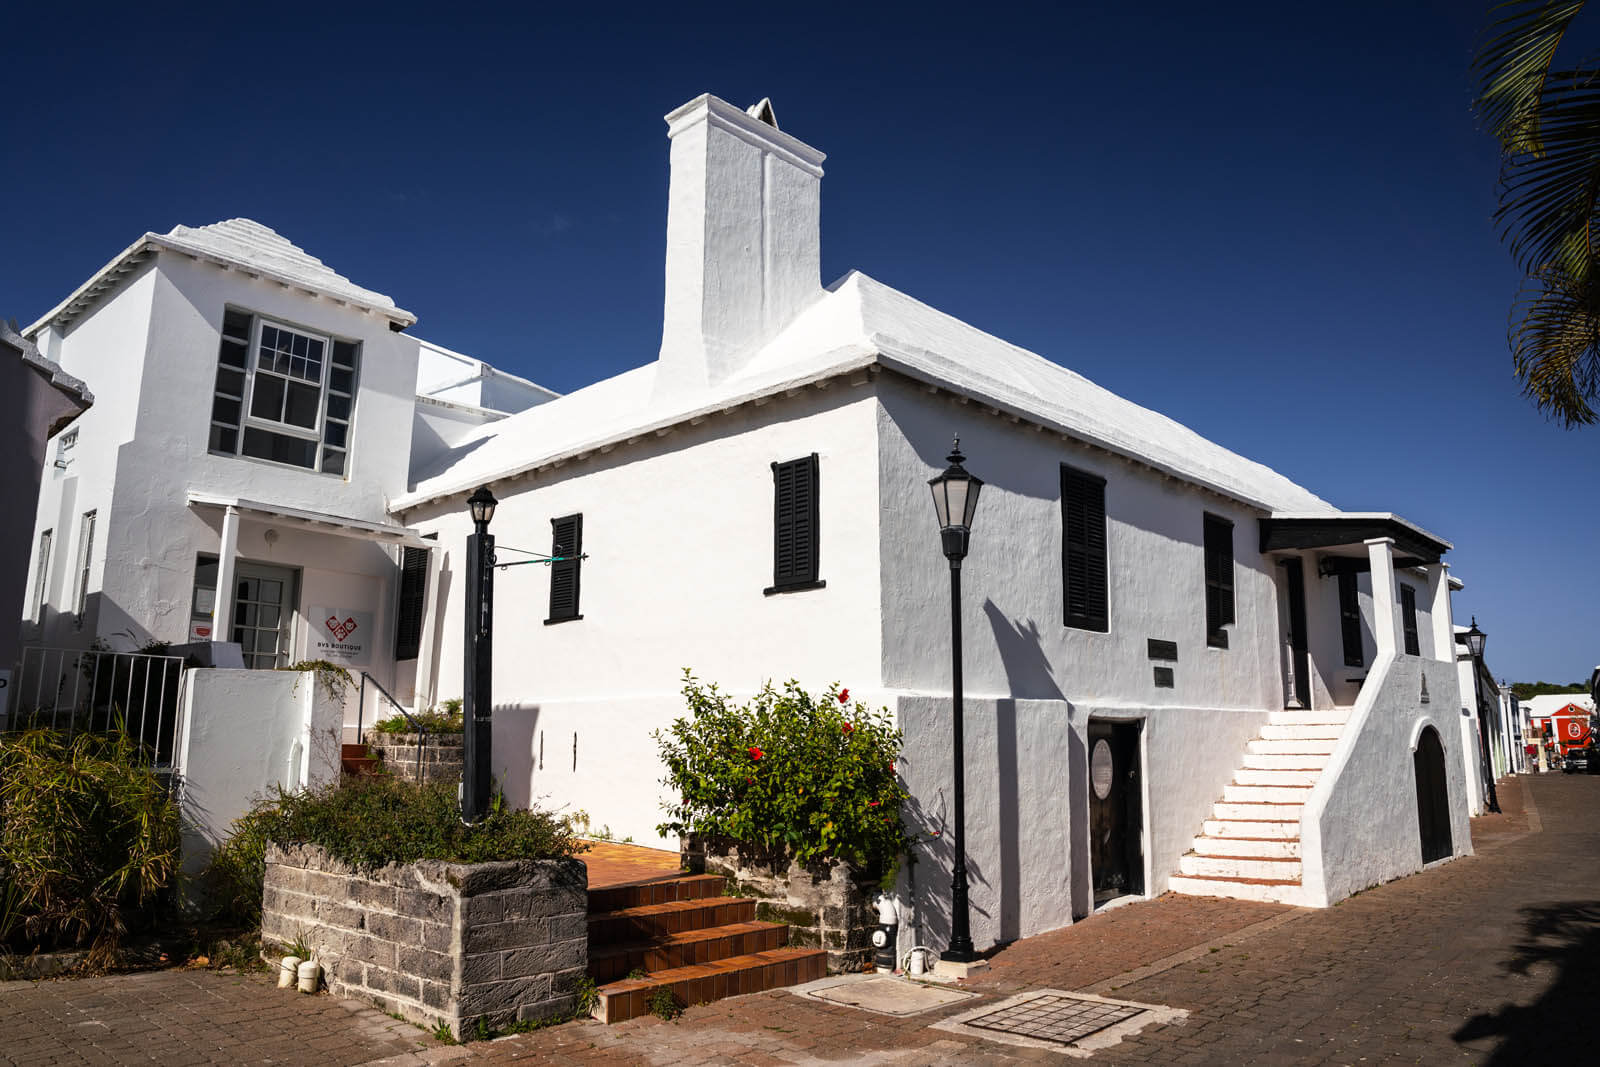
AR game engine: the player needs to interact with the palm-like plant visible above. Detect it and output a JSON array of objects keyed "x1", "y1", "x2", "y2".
[{"x1": 1475, "y1": 0, "x2": 1600, "y2": 426}]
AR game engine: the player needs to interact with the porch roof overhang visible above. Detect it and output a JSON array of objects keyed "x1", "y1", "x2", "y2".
[
  {"x1": 1258, "y1": 512, "x2": 1452, "y2": 566},
  {"x1": 187, "y1": 491, "x2": 433, "y2": 549}
]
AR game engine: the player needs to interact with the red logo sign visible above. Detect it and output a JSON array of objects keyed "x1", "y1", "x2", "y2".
[{"x1": 326, "y1": 615, "x2": 359, "y2": 641}]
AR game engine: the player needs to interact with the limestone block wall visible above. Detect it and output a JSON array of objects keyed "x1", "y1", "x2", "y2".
[
  {"x1": 682, "y1": 837, "x2": 871, "y2": 973},
  {"x1": 369, "y1": 733, "x2": 463, "y2": 786},
  {"x1": 261, "y1": 844, "x2": 587, "y2": 1036}
]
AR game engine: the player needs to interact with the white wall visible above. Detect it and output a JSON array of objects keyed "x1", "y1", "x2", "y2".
[{"x1": 401, "y1": 385, "x2": 884, "y2": 843}]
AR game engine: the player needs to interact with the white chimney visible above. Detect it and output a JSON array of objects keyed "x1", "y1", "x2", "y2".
[{"x1": 655, "y1": 94, "x2": 826, "y2": 394}]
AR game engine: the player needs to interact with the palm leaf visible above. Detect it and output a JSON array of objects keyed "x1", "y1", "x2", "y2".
[
  {"x1": 1476, "y1": 1, "x2": 1586, "y2": 154},
  {"x1": 1509, "y1": 265, "x2": 1600, "y2": 424},
  {"x1": 1493, "y1": 79, "x2": 1600, "y2": 281}
]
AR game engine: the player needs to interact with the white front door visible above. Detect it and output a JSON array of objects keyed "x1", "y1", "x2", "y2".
[{"x1": 231, "y1": 562, "x2": 297, "y2": 669}]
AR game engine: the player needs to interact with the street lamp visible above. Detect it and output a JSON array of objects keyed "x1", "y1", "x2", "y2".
[
  {"x1": 928, "y1": 436, "x2": 982, "y2": 965},
  {"x1": 462, "y1": 486, "x2": 497, "y2": 823},
  {"x1": 1462, "y1": 617, "x2": 1500, "y2": 814}
]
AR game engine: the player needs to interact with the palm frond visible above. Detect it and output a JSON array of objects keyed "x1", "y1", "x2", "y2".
[
  {"x1": 1475, "y1": 0, "x2": 1586, "y2": 153},
  {"x1": 1494, "y1": 79, "x2": 1600, "y2": 280},
  {"x1": 1509, "y1": 265, "x2": 1600, "y2": 424}
]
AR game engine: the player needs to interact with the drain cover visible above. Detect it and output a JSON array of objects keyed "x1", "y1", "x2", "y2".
[{"x1": 964, "y1": 993, "x2": 1143, "y2": 1044}]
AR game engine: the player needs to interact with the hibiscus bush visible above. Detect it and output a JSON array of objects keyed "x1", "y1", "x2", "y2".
[{"x1": 654, "y1": 671, "x2": 913, "y2": 887}]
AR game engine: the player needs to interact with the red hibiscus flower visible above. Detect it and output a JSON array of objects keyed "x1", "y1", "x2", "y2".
[
  {"x1": 842, "y1": 723, "x2": 854, "y2": 735},
  {"x1": 867, "y1": 800, "x2": 880, "y2": 807},
  {"x1": 838, "y1": 688, "x2": 850, "y2": 703},
  {"x1": 748, "y1": 746, "x2": 763, "y2": 761}
]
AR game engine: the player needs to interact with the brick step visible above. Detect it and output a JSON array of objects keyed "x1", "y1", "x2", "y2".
[
  {"x1": 594, "y1": 947, "x2": 827, "y2": 1024},
  {"x1": 1223, "y1": 783, "x2": 1313, "y2": 804},
  {"x1": 1234, "y1": 767, "x2": 1321, "y2": 787},
  {"x1": 1202, "y1": 818, "x2": 1299, "y2": 839},
  {"x1": 1169, "y1": 873, "x2": 1304, "y2": 905},
  {"x1": 1190, "y1": 835, "x2": 1300, "y2": 859},
  {"x1": 1268, "y1": 709, "x2": 1350, "y2": 726},
  {"x1": 1248, "y1": 738, "x2": 1338, "y2": 756},
  {"x1": 588, "y1": 874, "x2": 725, "y2": 915},
  {"x1": 1241, "y1": 752, "x2": 1330, "y2": 771},
  {"x1": 339, "y1": 743, "x2": 379, "y2": 777},
  {"x1": 1181, "y1": 853, "x2": 1303, "y2": 881},
  {"x1": 1213, "y1": 801, "x2": 1303, "y2": 821},
  {"x1": 588, "y1": 920, "x2": 787, "y2": 983},
  {"x1": 588, "y1": 896, "x2": 757, "y2": 946}
]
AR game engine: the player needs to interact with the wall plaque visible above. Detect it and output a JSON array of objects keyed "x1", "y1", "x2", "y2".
[
  {"x1": 1153, "y1": 666, "x2": 1175, "y2": 688},
  {"x1": 1147, "y1": 639, "x2": 1178, "y2": 662}
]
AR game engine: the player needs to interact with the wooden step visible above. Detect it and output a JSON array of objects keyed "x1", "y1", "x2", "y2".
[
  {"x1": 588, "y1": 874, "x2": 725, "y2": 915},
  {"x1": 340, "y1": 743, "x2": 379, "y2": 777},
  {"x1": 588, "y1": 920, "x2": 787, "y2": 983},
  {"x1": 588, "y1": 896, "x2": 757, "y2": 945},
  {"x1": 594, "y1": 947, "x2": 826, "y2": 1024}
]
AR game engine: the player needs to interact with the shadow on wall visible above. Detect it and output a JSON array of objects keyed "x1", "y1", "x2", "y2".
[
  {"x1": 1453, "y1": 900, "x2": 1600, "y2": 1063},
  {"x1": 490, "y1": 702, "x2": 543, "y2": 811}
]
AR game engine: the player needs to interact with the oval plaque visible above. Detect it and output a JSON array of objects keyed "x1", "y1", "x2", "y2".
[{"x1": 1091, "y1": 739, "x2": 1114, "y2": 799}]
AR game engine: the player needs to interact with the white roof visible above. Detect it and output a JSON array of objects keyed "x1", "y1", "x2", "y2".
[
  {"x1": 396, "y1": 271, "x2": 1335, "y2": 514},
  {"x1": 1521, "y1": 693, "x2": 1596, "y2": 716},
  {"x1": 27, "y1": 218, "x2": 415, "y2": 335}
]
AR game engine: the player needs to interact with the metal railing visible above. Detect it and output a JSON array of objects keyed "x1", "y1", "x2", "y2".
[
  {"x1": 358, "y1": 672, "x2": 428, "y2": 782},
  {"x1": 7, "y1": 647, "x2": 186, "y2": 769}
]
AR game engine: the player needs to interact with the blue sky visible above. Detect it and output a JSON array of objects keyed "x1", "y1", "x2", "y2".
[{"x1": 3, "y1": 1, "x2": 1594, "y2": 684}]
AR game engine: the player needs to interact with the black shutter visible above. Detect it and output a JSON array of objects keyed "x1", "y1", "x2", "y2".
[
  {"x1": 546, "y1": 514, "x2": 583, "y2": 623},
  {"x1": 1204, "y1": 514, "x2": 1234, "y2": 648},
  {"x1": 393, "y1": 546, "x2": 428, "y2": 660},
  {"x1": 769, "y1": 455, "x2": 820, "y2": 592},
  {"x1": 1400, "y1": 584, "x2": 1420, "y2": 656},
  {"x1": 1338, "y1": 569, "x2": 1364, "y2": 668},
  {"x1": 1061, "y1": 465, "x2": 1108, "y2": 631}
]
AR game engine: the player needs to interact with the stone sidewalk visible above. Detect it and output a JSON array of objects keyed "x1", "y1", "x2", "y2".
[{"x1": 4, "y1": 772, "x2": 1594, "y2": 1064}]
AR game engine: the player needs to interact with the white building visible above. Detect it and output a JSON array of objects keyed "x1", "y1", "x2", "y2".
[{"x1": 15, "y1": 94, "x2": 1476, "y2": 953}]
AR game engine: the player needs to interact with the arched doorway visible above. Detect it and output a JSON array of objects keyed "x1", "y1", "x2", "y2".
[{"x1": 1413, "y1": 726, "x2": 1452, "y2": 863}]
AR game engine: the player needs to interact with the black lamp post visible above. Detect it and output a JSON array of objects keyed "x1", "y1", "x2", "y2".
[
  {"x1": 462, "y1": 486, "x2": 497, "y2": 823},
  {"x1": 1462, "y1": 617, "x2": 1501, "y2": 814},
  {"x1": 928, "y1": 437, "x2": 982, "y2": 965}
]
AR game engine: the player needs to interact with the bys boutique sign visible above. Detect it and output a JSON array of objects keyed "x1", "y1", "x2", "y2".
[{"x1": 310, "y1": 605, "x2": 373, "y2": 666}]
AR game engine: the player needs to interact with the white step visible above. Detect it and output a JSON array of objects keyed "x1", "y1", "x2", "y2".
[
  {"x1": 1191, "y1": 835, "x2": 1300, "y2": 859},
  {"x1": 1169, "y1": 874, "x2": 1305, "y2": 905},
  {"x1": 1214, "y1": 801, "x2": 1304, "y2": 821},
  {"x1": 1234, "y1": 767, "x2": 1321, "y2": 787},
  {"x1": 1248, "y1": 738, "x2": 1338, "y2": 755},
  {"x1": 1242, "y1": 752, "x2": 1329, "y2": 771},
  {"x1": 1181, "y1": 853, "x2": 1303, "y2": 881},
  {"x1": 1203, "y1": 818, "x2": 1299, "y2": 839},
  {"x1": 1269, "y1": 709, "x2": 1350, "y2": 726},
  {"x1": 1261, "y1": 724, "x2": 1343, "y2": 741},
  {"x1": 1224, "y1": 783, "x2": 1314, "y2": 804}
]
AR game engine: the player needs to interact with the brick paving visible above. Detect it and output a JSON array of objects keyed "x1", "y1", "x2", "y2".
[{"x1": 5, "y1": 772, "x2": 1594, "y2": 1064}]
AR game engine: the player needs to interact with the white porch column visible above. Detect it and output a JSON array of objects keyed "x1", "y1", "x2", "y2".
[
  {"x1": 1426, "y1": 562, "x2": 1454, "y2": 663},
  {"x1": 1365, "y1": 537, "x2": 1400, "y2": 658},
  {"x1": 412, "y1": 543, "x2": 443, "y2": 712},
  {"x1": 211, "y1": 505, "x2": 241, "y2": 643}
]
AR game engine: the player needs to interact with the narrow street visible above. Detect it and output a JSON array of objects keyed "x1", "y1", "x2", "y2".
[{"x1": 4, "y1": 772, "x2": 1594, "y2": 1065}]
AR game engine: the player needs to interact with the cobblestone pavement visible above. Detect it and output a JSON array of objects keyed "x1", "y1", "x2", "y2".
[{"x1": 4, "y1": 773, "x2": 1593, "y2": 1065}]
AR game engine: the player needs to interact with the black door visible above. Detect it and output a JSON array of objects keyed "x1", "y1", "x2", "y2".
[
  {"x1": 1414, "y1": 727, "x2": 1453, "y2": 863},
  {"x1": 1283, "y1": 558, "x2": 1311, "y2": 709},
  {"x1": 1089, "y1": 721, "x2": 1144, "y2": 905}
]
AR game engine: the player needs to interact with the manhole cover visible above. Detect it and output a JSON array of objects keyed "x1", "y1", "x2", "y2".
[
  {"x1": 965, "y1": 993, "x2": 1143, "y2": 1044},
  {"x1": 790, "y1": 974, "x2": 978, "y2": 1016}
]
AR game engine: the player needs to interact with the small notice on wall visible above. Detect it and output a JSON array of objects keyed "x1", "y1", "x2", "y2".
[{"x1": 310, "y1": 605, "x2": 373, "y2": 666}]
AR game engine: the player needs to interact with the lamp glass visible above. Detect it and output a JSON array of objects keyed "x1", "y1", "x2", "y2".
[{"x1": 468, "y1": 487, "x2": 497, "y2": 526}]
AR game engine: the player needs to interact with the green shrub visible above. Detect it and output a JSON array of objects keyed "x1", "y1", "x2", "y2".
[
  {"x1": 218, "y1": 776, "x2": 583, "y2": 884},
  {"x1": 204, "y1": 803, "x2": 280, "y2": 927},
  {"x1": 371, "y1": 706, "x2": 464, "y2": 735},
  {"x1": 654, "y1": 672, "x2": 913, "y2": 887},
  {"x1": 0, "y1": 729, "x2": 180, "y2": 966}
]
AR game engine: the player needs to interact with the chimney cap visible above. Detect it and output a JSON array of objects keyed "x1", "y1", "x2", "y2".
[
  {"x1": 663, "y1": 94, "x2": 825, "y2": 176},
  {"x1": 746, "y1": 97, "x2": 778, "y2": 128}
]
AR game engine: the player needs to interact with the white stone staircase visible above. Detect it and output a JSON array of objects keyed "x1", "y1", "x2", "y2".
[{"x1": 1169, "y1": 708, "x2": 1350, "y2": 905}]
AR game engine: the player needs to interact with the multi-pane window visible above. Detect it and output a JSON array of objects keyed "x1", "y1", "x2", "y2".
[
  {"x1": 546, "y1": 515, "x2": 583, "y2": 623},
  {"x1": 1400, "y1": 584, "x2": 1420, "y2": 656},
  {"x1": 73, "y1": 510, "x2": 96, "y2": 623},
  {"x1": 768, "y1": 455, "x2": 821, "y2": 593},
  {"x1": 1060, "y1": 465, "x2": 1108, "y2": 632},
  {"x1": 1203, "y1": 513, "x2": 1235, "y2": 649},
  {"x1": 1338, "y1": 569, "x2": 1364, "y2": 668},
  {"x1": 54, "y1": 429, "x2": 77, "y2": 470},
  {"x1": 31, "y1": 529, "x2": 52, "y2": 622},
  {"x1": 209, "y1": 308, "x2": 358, "y2": 475}
]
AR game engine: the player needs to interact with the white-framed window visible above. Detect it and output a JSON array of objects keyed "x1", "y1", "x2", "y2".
[
  {"x1": 54, "y1": 429, "x2": 78, "y2": 470},
  {"x1": 31, "y1": 529, "x2": 53, "y2": 622},
  {"x1": 208, "y1": 308, "x2": 358, "y2": 475},
  {"x1": 73, "y1": 510, "x2": 96, "y2": 624}
]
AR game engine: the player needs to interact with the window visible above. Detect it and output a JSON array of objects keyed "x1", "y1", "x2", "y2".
[
  {"x1": 73, "y1": 510, "x2": 96, "y2": 623},
  {"x1": 1400, "y1": 584, "x2": 1420, "y2": 656},
  {"x1": 54, "y1": 429, "x2": 77, "y2": 470},
  {"x1": 394, "y1": 546, "x2": 429, "y2": 659},
  {"x1": 31, "y1": 529, "x2": 52, "y2": 622},
  {"x1": 767, "y1": 454, "x2": 822, "y2": 593},
  {"x1": 1060, "y1": 465, "x2": 1108, "y2": 631},
  {"x1": 191, "y1": 556, "x2": 219, "y2": 638},
  {"x1": 1203, "y1": 513, "x2": 1234, "y2": 648},
  {"x1": 1338, "y1": 569, "x2": 1364, "y2": 668},
  {"x1": 545, "y1": 514, "x2": 583, "y2": 623},
  {"x1": 208, "y1": 308, "x2": 359, "y2": 475}
]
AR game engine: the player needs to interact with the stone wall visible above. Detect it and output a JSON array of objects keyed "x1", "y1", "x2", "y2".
[
  {"x1": 261, "y1": 843, "x2": 586, "y2": 1036},
  {"x1": 681, "y1": 837, "x2": 872, "y2": 973},
  {"x1": 369, "y1": 732, "x2": 463, "y2": 785}
]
